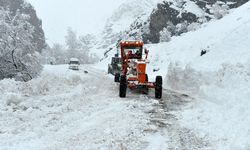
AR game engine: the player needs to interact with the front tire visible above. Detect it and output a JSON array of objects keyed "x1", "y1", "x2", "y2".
[
  {"x1": 145, "y1": 74, "x2": 148, "y2": 82},
  {"x1": 119, "y1": 75, "x2": 127, "y2": 98},
  {"x1": 144, "y1": 74, "x2": 149, "y2": 94},
  {"x1": 155, "y1": 76, "x2": 162, "y2": 99},
  {"x1": 114, "y1": 73, "x2": 120, "y2": 82}
]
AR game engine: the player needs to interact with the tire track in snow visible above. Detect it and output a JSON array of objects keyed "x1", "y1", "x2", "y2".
[{"x1": 144, "y1": 89, "x2": 211, "y2": 149}]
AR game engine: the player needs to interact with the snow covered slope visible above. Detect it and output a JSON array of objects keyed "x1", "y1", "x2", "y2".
[
  {"x1": 104, "y1": 0, "x2": 162, "y2": 34},
  {"x1": 93, "y1": 0, "x2": 247, "y2": 66},
  {"x1": 144, "y1": 1, "x2": 250, "y2": 149},
  {"x1": 147, "y1": 2, "x2": 250, "y2": 73},
  {"x1": 104, "y1": 0, "x2": 159, "y2": 33},
  {"x1": 92, "y1": 0, "x2": 163, "y2": 57}
]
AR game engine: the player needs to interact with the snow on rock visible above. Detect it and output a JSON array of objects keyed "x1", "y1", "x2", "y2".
[
  {"x1": 169, "y1": 0, "x2": 206, "y2": 18},
  {"x1": 93, "y1": 0, "x2": 164, "y2": 58},
  {"x1": 105, "y1": 0, "x2": 163, "y2": 33}
]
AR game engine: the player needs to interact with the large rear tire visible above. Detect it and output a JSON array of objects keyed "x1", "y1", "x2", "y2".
[
  {"x1": 155, "y1": 76, "x2": 162, "y2": 99},
  {"x1": 145, "y1": 74, "x2": 148, "y2": 82},
  {"x1": 114, "y1": 73, "x2": 120, "y2": 82},
  {"x1": 144, "y1": 74, "x2": 149, "y2": 94},
  {"x1": 119, "y1": 75, "x2": 127, "y2": 98}
]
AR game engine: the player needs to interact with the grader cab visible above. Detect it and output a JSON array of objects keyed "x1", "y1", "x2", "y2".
[{"x1": 117, "y1": 41, "x2": 162, "y2": 99}]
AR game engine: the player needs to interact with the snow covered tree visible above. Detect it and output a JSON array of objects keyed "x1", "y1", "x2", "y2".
[
  {"x1": 0, "y1": 0, "x2": 46, "y2": 53},
  {"x1": 64, "y1": 27, "x2": 98, "y2": 64},
  {"x1": 176, "y1": 21, "x2": 188, "y2": 35},
  {"x1": 211, "y1": 2, "x2": 229, "y2": 19},
  {"x1": 51, "y1": 43, "x2": 66, "y2": 64},
  {"x1": 41, "y1": 43, "x2": 66, "y2": 64},
  {"x1": 187, "y1": 22, "x2": 200, "y2": 32},
  {"x1": 176, "y1": 0, "x2": 185, "y2": 8},
  {"x1": 159, "y1": 27, "x2": 171, "y2": 42},
  {"x1": 0, "y1": 8, "x2": 42, "y2": 81},
  {"x1": 79, "y1": 35, "x2": 92, "y2": 64},
  {"x1": 42, "y1": 29, "x2": 98, "y2": 65},
  {"x1": 65, "y1": 27, "x2": 81, "y2": 59}
]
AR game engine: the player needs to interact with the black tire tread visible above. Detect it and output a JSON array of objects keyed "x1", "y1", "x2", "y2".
[
  {"x1": 119, "y1": 75, "x2": 127, "y2": 98},
  {"x1": 155, "y1": 76, "x2": 163, "y2": 99}
]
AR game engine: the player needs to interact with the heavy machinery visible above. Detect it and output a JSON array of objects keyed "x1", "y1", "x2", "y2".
[
  {"x1": 118, "y1": 41, "x2": 162, "y2": 99},
  {"x1": 108, "y1": 54, "x2": 121, "y2": 76}
]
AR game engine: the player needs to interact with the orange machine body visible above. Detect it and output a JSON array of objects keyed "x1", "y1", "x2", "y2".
[
  {"x1": 120, "y1": 41, "x2": 154, "y2": 89},
  {"x1": 136, "y1": 62, "x2": 146, "y2": 83}
]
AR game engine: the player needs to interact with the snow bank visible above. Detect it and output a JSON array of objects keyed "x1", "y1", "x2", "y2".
[
  {"x1": 173, "y1": 62, "x2": 250, "y2": 149},
  {"x1": 143, "y1": 1, "x2": 250, "y2": 149},
  {"x1": 159, "y1": 43, "x2": 250, "y2": 149},
  {"x1": 165, "y1": 62, "x2": 204, "y2": 94},
  {"x1": 0, "y1": 65, "x2": 159, "y2": 149}
]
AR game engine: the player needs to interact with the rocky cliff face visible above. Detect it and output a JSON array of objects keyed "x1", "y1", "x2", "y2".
[
  {"x1": 0, "y1": 0, "x2": 46, "y2": 53},
  {"x1": 101, "y1": 0, "x2": 248, "y2": 47},
  {"x1": 141, "y1": 0, "x2": 249, "y2": 43},
  {"x1": 93, "y1": 0, "x2": 248, "y2": 59}
]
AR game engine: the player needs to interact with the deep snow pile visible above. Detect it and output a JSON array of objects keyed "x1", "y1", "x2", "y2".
[
  {"x1": 179, "y1": 63, "x2": 250, "y2": 149},
  {"x1": 0, "y1": 65, "x2": 162, "y2": 149},
  {"x1": 144, "y1": 1, "x2": 250, "y2": 149}
]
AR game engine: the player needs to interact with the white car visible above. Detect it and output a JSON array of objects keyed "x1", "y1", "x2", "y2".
[{"x1": 69, "y1": 58, "x2": 80, "y2": 70}]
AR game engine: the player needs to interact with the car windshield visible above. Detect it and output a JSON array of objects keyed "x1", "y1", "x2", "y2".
[
  {"x1": 124, "y1": 47, "x2": 142, "y2": 55},
  {"x1": 70, "y1": 61, "x2": 79, "y2": 64}
]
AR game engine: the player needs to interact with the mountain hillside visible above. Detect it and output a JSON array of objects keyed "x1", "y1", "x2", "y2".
[
  {"x1": 147, "y1": 0, "x2": 250, "y2": 74},
  {"x1": 142, "y1": 0, "x2": 249, "y2": 43},
  {"x1": 93, "y1": 0, "x2": 248, "y2": 61},
  {"x1": 98, "y1": 0, "x2": 163, "y2": 51},
  {"x1": 0, "y1": 0, "x2": 46, "y2": 52},
  {"x1": 145, "y1": 1, "x2": 250, "y2": 148}
]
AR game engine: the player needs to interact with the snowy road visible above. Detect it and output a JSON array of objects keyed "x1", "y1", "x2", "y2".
[{"x1": 0, "y1": 65, "x2": 209, "y2": 149}]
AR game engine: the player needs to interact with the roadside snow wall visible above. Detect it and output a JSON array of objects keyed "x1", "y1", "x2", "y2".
[{"x1": 165, "y1": 61, "x2": 250, "y2": 149}]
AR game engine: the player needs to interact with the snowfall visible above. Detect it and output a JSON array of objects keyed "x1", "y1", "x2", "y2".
[{"x1": 1, "y1": 1, "x2": 250, "y2": 150}]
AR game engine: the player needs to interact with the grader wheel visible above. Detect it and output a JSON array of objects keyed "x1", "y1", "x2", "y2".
[
  {"x1": 155, "y1": 76, "x2": 162, "y2": 99},
  {"x1": 119, "y1": 75, "x2": 127, "y2": 98}
]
